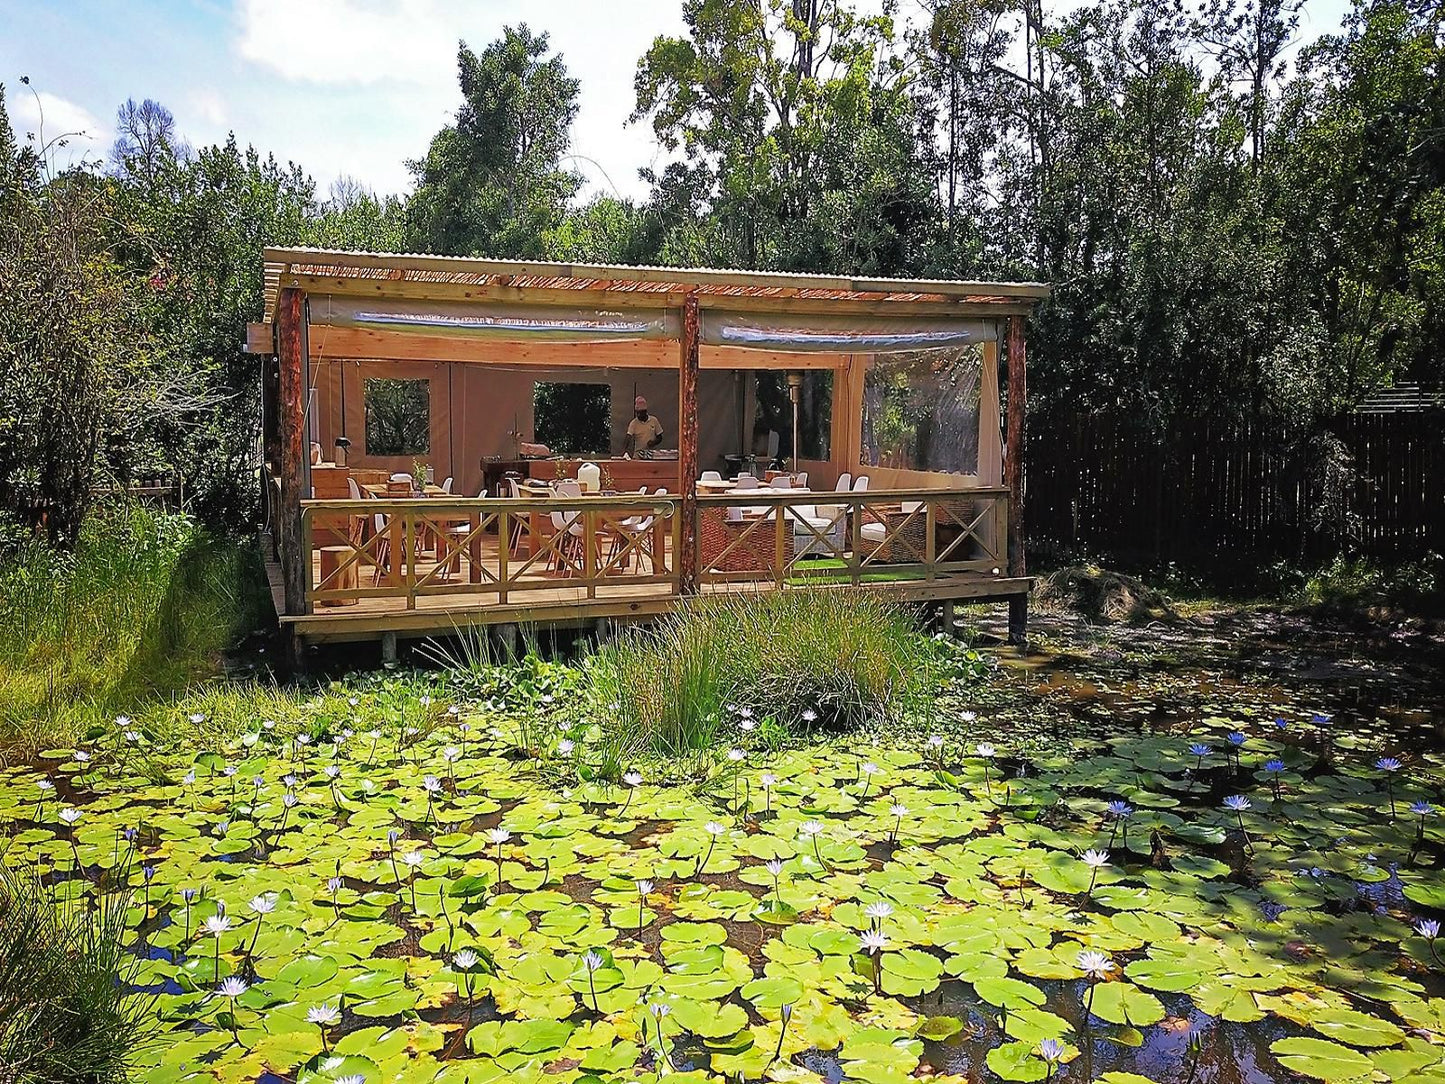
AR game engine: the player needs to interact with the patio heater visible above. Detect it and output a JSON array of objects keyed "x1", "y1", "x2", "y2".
[
  {"x1": 333, "y1": 435, "x2": 351, "y2": 467},
  {"x1": 787, "y1": 371, "x2": 803, "y2": 472}
]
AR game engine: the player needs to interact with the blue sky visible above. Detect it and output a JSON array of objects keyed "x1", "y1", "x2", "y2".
[{"x1": 2, "y1": 0, "x2": 1354, "y2": 205}]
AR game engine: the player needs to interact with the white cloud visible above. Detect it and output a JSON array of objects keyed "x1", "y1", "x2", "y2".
[
  {"x1": 10, "y1": 87, "x2": 108, "y2": 168},
  {"x1": 234, "y1": 0, "x2": 456, "y2": 86}
]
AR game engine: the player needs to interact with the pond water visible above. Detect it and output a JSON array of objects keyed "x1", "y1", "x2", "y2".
[{"x1": 4, "y1": 605, "x2": 1445, "y2": 1084}]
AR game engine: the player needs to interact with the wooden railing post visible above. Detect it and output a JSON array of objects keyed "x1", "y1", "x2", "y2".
[
  {"x1": 678, "y1": 291, "x2": 700, "y2": 596},
  {"x1": 1005, "y1": 314, "x2": 1029, "y2": 642},
  {"x1": 276, "y1": 287, "x2": 307, "y2": 627}
]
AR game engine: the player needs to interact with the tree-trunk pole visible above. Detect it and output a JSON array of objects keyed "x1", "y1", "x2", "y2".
[
  {"x1": 1005, "y1": 314, "x2": 1029, "y2": 643},
  {"x1": 276, "y1": 287, "x2": 308, "y2": 633},
  {"x1": 678, "y1": 291, "x2": 701, "y2": 596}
]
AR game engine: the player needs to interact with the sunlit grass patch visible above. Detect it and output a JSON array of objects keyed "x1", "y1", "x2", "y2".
[
  {"x1": 0, "y1": 502, "x2": 268, "y2": 752},
  {"x1": 592, "y1": 589, "x2": 928, "y2": 759}
]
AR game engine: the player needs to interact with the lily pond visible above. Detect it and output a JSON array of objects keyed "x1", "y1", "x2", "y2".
[{"x1": 7, "y1": 607, "x2": 1445, "y2": 1084}]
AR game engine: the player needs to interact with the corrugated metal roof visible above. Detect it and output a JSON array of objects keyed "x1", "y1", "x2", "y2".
[{"x1": 261, "y1": 247, "x2": 1050, "y2": 322}]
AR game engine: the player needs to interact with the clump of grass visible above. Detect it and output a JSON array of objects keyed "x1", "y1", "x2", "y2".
[
  {"x1": 0, "y1": 865, "x2": 156, "y2": 1083},
  {"x1": 0, "y1": 501, "x2": 267, "y2": 751},
  {"x1": 593, "y1": 589, "x2": 925, "y2": 758}
]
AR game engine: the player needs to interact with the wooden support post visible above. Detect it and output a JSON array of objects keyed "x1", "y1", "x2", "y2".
[
  {"x1": 678, "y1": 291, "x2": 701, "y2": 596},
  {"x1": 941, "y1": 600, "x2": 956, "y2": 638},
  {"x1": 380, "y1": 631, "x2": 398, "y2": 665},
  {"x1": 276, "y1": 287, "x2": 308, "y2": 633},
  {"x1": 497, "y1": 622, "x2": 518, "y2": 662},
  {"x1": 1005, "y1": 314, "x2": 1029, "y2": 645}
]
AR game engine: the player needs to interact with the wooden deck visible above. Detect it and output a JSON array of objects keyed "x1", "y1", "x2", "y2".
[{"x1": 268, "y1": 488, "x2": 1030, "y2": 645}]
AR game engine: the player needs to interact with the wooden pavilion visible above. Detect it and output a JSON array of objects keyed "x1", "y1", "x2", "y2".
[{"x1": 249, "y1": 248, "x2": 1048, "y2": 661}]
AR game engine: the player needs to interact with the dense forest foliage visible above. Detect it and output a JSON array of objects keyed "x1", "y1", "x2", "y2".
[{"x1": 0, "y1": 0, "x2": 1439, "y2": 546}]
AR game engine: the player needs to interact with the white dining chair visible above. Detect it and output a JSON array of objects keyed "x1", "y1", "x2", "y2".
[
  {"x1": 700, "y1": 470, "x2": 722, "y2": 483},
  {"x1": 769, "y1": 476, "x2": 793, "y2": 489},
  {"x1": 441, "y1": 476, "x2": 454, "y2": 493},
  {"x1": 794, "y1": 471, "x2": 808, "y2": 487},
  {"x1": 548, "y1": 480, "x2": 586, "y2": 574},
  {"x1": 853, "y1": 475, "x2": 870, "y2": 492}
]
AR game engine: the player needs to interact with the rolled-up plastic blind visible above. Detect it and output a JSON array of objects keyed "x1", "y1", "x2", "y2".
[
  {"x1": 312, "y1": 296, "x2": 678, "y2": 342},
  {"x1": 702, "y1": 312, "x2": 993, "y2": 353}
]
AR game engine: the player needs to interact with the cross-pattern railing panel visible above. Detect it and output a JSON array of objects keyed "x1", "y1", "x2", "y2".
[{"x1": 300, "y1": 496, "x2": 680, "y2": 612}]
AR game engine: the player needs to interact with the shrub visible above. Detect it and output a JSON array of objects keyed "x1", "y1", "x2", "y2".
[
  {"x1": 0, "y1": 866, "x2": 156, "y2": 1083},
  {"x1": 593, "y1": 589, "x2": 925, "y2": 758}
]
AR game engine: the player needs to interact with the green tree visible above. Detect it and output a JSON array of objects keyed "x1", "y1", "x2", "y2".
[
  {"x1": 407, "y1": 26, "x2": 582, "y2": 258},
  {"x1": 633, "y1": 0, "x2": 939, "y2": 273}
]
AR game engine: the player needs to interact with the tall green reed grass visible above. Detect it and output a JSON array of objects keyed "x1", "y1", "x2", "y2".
[
  {"x1": 0, "y1": 865, "x2": 156, "y2": 1083},
  {"x1": 0, "y1": 501, "x2": 267, "y2": 751},
  {"x1": 592, "y1": 589, "x2": 926, "y2": 760}
]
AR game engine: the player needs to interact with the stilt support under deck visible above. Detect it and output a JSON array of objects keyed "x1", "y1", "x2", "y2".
[{"x1": 1008, "y1": 595, "x2": 1028, "y2": 646}]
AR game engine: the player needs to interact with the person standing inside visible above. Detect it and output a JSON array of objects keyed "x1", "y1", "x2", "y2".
[{"x1": 623, "y1": 395, "x2": 664, "y2": 455}]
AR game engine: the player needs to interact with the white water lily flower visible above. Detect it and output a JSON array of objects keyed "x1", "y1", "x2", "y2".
[
  {"x1": 864, "y1": 901, "x2": 894, "y2": 921},
  {"x1": 1076, "y1": 950, "x2": 1114, "y2": 977},
  {"x1": 324, "y1": 765, "x2": 340, "y2": 779},
  {"x1": 1082, "y1": 850, "x2": 1110, "y2": 869},
  {"x1": 798, "y1": 820, "x2": 824, "y2": 838},
  {"x1": 727, "y1": 748, "x2": 745, "y2": 763},
  {"x1": 926, "y1": 735, "x2": 944, "y2": 749},
  {"x1": 116, "y1": 715, "x2": 131, "y2": 727},
  {"x1": 636, "y1": 879, "x2": 654, "y2": 895},
  {"x1": 59, "y1": 808, "x2": 82, "y2": 825},
  {"x1": 423, "y1": 775, "x2": 442, "y2": 793},
  {"x1": 307, "y1": 1003, "x2": 341, "y2": 1025},
  {"x1": 623, "y1": 771, "x2": 643, "y2": 787},
  {"x1": 890, "y1": 803, "x2": 908, "y2": 817},
  {"x1": 487, "y1": 828, "x2": 511, "y2": 844},
  {"x1": 961, "y1": 711, "x2": 978, "y2": 722},
  {"x1": 189, "y1": 713, "x2": 206, "y2": 725},
  {"x1": 335, "y1": 1075, "x2": 366, "y2": 1084},
  {"x1": 241, "y1": 733, "x2": 259, "y2": 748},
  {"x1": 765, "y1": 859, "x2": 784, "y2": 876},
  {"x1": 738, "y1": 718, "x2": 757, "y2": 732},
  {"x1": 760, "y1": 773, "x2": 778, "y2": 788},
  {"x1": 218, "y1": 976, "x2": 247, "y2": 998},
  {"x1": 262, "y1": 719, "x2": 276, "y2": 730},
  {"x1": 557, "y1": 739, "x2": 575, "y2": 756},
  {"x1": 861, "y1": 762, "x2": 878, "y2": 776},
  {"x1": 249, "y1": 894, "x2": 277, "y2": 915},
  {"x1": 704, "y1": 821, "x2": 727, "y2": 836},
  {"x1": 649, "y1": 1001, "x2": 671, "y2": 1018},
  {"x1": 204, "y1": 915, "x2": 233, "y2": 936},
  {"x1": 38, "y1": 779, "x2": 54, "y2": 793},
  {"x1": 582, "y1": 950, "x2": 604, "y2": 972},
  {"x1": 442, "y1": 746, "x2": 461, "y2": 762},
  {"x1": 74, "y1": 751, "x2": 90, "y2": 764},
  {"x1": 976, "y1": 743, "x2": 997, "y2": 758},
  {"x1": 453, "y1": 949, "x2": 479, "y2": 970},
  {"x1": 402, "y1": 850, "x2": 425, "y2": 869},
  {"x1": 860, "y1": 930, "x2": 888, "y2": 953},
  {"x1": 801, "y1": 709, "x2": 818, "y2": 723}
]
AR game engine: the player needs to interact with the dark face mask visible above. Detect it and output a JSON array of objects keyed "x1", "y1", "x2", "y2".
[{"x1": 635, "y1": 410, "x2": 648, "y2": 421}]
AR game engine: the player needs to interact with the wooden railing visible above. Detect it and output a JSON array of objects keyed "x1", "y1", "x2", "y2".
[
  {"x1": 695, "y1": 486, "x2": 1008, "y2": 588},
  {"x1": 299, "y1": 494, "x2": 680, "y2": 613},
  {"x1": 295, "y1": 487, "x2": 1008, "y2": 612}
]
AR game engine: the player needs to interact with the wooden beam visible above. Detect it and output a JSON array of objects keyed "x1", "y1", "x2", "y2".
[
  {"x1": 276, "y1": 288, "x2": 308, "y2": 632},
  {"x1": 245, "y1": 322, "x2": 273, "y2": 354},
  {"x1": 282, "y1": 272, "x2": 1034, "y2": 318},
  {"x1": 1005, "y1": 314, "x2": 1028, "y2": 643},
  {"x1": 678, "y1": 291, "x2": 701, "y2": 596}
]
